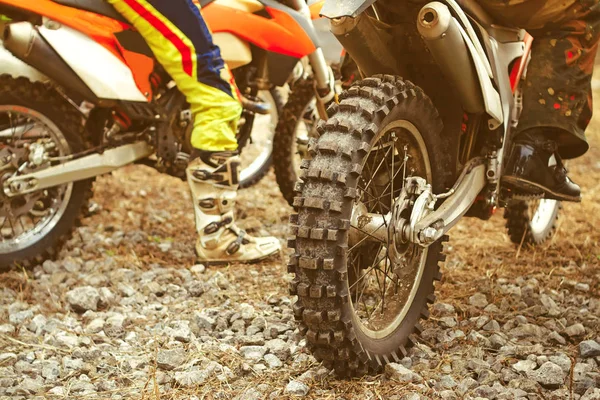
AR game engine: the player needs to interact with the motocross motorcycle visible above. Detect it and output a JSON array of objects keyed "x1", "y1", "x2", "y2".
[
  {"x1": 0, "y1": 0, "x2": 336, "y2": 268},
  {"x1": 288, "y1": 0, "x2": 562, "y2": 376}
]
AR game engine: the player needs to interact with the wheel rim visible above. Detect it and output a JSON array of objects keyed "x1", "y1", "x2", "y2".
[
  {"x1": 349, "y1": 120, "x2": 432, "y2": 339},
  {"x1": 239, "y1": 90, "x2": 278, "y2": 183},
  {"x1": 0, "y1": 105, "x2": 73, "y2": 254},
  {"x1": 529, "y1": 199, "x2": 559, "y2": 236},
  {"x1": 292, "y1": 97, "x2": 318, "y2": 178}
]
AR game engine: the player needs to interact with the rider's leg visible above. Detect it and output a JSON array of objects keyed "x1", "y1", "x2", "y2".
[
  {"x1": 479, "y1": 0, "x2": 600, "y2": 201},
  {"x1": 109, "y1": 0, "x2": 280, "y2": 262},
  {"x1": 185, "y1": 150, "x2": 281, "y2": 263}
]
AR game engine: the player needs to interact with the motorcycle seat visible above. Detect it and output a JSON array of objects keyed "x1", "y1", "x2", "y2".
[{"x1": 51, "y1": 0, "x2": 129, "y2": 24}]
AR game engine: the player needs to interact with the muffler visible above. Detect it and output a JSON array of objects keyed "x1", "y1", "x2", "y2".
[
  {"x1": 417, "y1": 2, "x2": 484, "y2": 114},
  {"x1": 2, "y1": 21, "x2": 98, "y2": 103},
  {"x1": 330, "y1": 14, "x2": 403, "y2": 77}
]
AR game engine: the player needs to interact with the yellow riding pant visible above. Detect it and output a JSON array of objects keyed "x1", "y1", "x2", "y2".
[{"x1": 108, "y1": 0, "x2": 242, "y2": 151}]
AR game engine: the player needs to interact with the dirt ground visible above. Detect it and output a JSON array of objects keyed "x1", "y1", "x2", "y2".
[{"x1": 0, "y1": 76, "x2": 599, "y2": 400}]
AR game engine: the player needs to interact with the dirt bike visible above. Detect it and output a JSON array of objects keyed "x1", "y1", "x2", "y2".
[
  {"x1": 0, "y1": 0, "x2": 336, "y2": 268},
  {"x1": 288, "y1": 0, "x2": 562, "y2": 376}
]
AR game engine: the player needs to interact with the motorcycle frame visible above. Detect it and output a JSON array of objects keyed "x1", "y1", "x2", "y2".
[{"x1": 324, "y1": 0, "x2": 533, "y2": 246}]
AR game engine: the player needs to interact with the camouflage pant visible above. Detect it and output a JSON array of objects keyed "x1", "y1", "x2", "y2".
[{"x1": 479, "y1": 0, "x2": 600, "y2": 158}]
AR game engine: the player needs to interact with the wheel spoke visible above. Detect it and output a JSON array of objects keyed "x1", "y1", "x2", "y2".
[
  {"x1": 350, "y1": 224, "x2": 387, "y2": 246},
  {"x1": 351, "y1": 251, "x2": 362, "y2": 303},
  {"x1": 349, "y1": 249, "x2": 387, "y2": 291},
  {"x1": 349, "y1": 220, "x2": 387, "y2": 252},
  {"x1": 361, "y1": 143, "x2": 393, "y2": 195},
  {"x1": 0, "y1": 106, "x2": 74, "y2": 253},
  {"x1": 18, "y1": 216, "x2": 26, "y2": 235},
  {"x1": 0, "y1": 217, "x2": 6, "y2": 240},
  {"x1": 345, "y1": 119, "x2": 433, "y2": 336},
  {"x1": 381, "y1": 252, "x2": 389, "y2": 315},
  {"x1": 7, "y1": 216, "x2": 16, "y2": 237}
]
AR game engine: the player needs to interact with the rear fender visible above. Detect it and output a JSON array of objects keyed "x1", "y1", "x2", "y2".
[
  {"x1": 0, "y1": 0, "x2": 154, "y2": 101},
  {"x1": 38, "y1": 24, "x2": 148, "y2": 102},
  {"x1": 0, "y1": 0, "x2": 128, "y2": 52}
]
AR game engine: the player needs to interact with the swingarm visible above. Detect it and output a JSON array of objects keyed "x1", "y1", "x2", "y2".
[
  {"x1": 350, "y1": 158, "x2": 488, "y2": 247},
  {"x1": 3, "y1": 141, "x2": 154, "y2": 197}
]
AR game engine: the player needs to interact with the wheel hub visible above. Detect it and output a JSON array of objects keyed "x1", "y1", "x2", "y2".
[
  {"x1": 0, "y1": 145, "x2": 45, "y2": 219},
  {"x1": 388, "y1": 190, "x2": 411, "y2": 263}
]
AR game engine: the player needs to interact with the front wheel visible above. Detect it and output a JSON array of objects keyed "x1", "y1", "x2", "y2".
[
  {"x1": 504, "y1": 199, "x2": 560, "y2": 245},
  {"x1": 238, "y1": 88, "x2": 284, "y2": 188},
  {"x1": 0, "y1": 75, "x2": 93, "y2": 269},
  {"x1": 273, "y1": 78, "x2": 317, "y2": 206},
  {"x1": 289, "y1": 75, "x2": 453, "y2": 376}
]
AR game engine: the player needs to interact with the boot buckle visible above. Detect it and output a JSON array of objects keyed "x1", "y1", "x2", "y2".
[
  {"x1": 226, "y1": 230, "x2": 246, "y2": 255},
  {"x1": 204, "y1": 216, "x2": 233, "y2": 235}
]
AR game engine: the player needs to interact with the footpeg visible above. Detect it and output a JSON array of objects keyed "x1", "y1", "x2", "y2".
[{"x1": 241, "y1": 96, "x2": 271, "y2": 115}]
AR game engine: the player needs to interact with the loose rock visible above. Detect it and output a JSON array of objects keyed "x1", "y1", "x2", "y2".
[
  {"x1": 264, "y1": 354, "x2": 282, "y2": 369},
  {"x1": 582, "y1": 388, "x2": 600, "y2": 400},
  {"x1": 66, "y1": 286, "x2": 100, "y2": 312},
  {"x1": 579, "y1": 340, "x2": 600, "y2": 358},
  {"x1": 156, "y1": 348, "x2": 186, "y2": 371},
  {"x1": 240, "y1": 346, "x2": 267, "y2": 362},
  {"x1": 512, "y1": 359, "x2": 537, "y2": 373},
  {"x1": 432, "y1": 303, "x2": 456, "y2": 316},
  {"x1": 565, "y1": 323, "x2": 586, "y2": 337},
  {"x1": 285, "y1": 380, "x2": 309, "y2": 396},
  {"x1": 469, "y1": 293, "x2": 489, "y2": 308},
  {"x1": 266, "y1": 339, "x2": 291, "y2": 361},
  {"x1": 527, "y1": 362, "x2": 565, "y2": 389},
  {"x1": 385, "y1": 363, "x2": 423, "y2": 383}
]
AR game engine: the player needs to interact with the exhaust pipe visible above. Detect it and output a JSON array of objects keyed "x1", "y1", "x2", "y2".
[
  {"x1": 3, "y1": 22, "x2": 99, "y2": 103},
  {"x1": 417, "y1": 2, "x2": 484, "y2": 114}
]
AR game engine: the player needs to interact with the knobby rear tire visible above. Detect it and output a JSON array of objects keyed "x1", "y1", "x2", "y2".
[{"x1": 288, "y1": 75, "x2": 452, "y2": 376}]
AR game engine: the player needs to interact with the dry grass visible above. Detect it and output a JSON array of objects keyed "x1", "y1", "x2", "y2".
[
  {"x1": 72, "y1": 95, "x2": 597, "y2": 399},
  {"x1": 0, "y1": 78, "x2": 598, "y2": 400}
]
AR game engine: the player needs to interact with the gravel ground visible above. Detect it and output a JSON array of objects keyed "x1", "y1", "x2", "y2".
[{"x1": 1, "y1": 83, "x2": 599, "y2": 400}]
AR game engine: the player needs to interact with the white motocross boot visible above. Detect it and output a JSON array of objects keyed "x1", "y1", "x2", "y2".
[{"x1": 186, "y1": 151, "x2": 281, "y2": 264}]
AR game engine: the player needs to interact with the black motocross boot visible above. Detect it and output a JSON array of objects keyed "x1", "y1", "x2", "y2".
[{"x1": 502, "y1": 130, "x2": 581, "y2": 202}]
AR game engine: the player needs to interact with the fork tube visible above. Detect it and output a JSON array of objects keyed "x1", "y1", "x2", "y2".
[{"x1": 308, "y1": 48, "x2": 331, "y2": 91}]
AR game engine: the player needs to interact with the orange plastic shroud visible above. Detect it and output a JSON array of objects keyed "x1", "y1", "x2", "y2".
[
  {"x1": 202, "y1": 4, "x2": 317, "y2": 58},
  {"x1": 0, "y1": 0, "x2": 318, "y2": 96}
]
